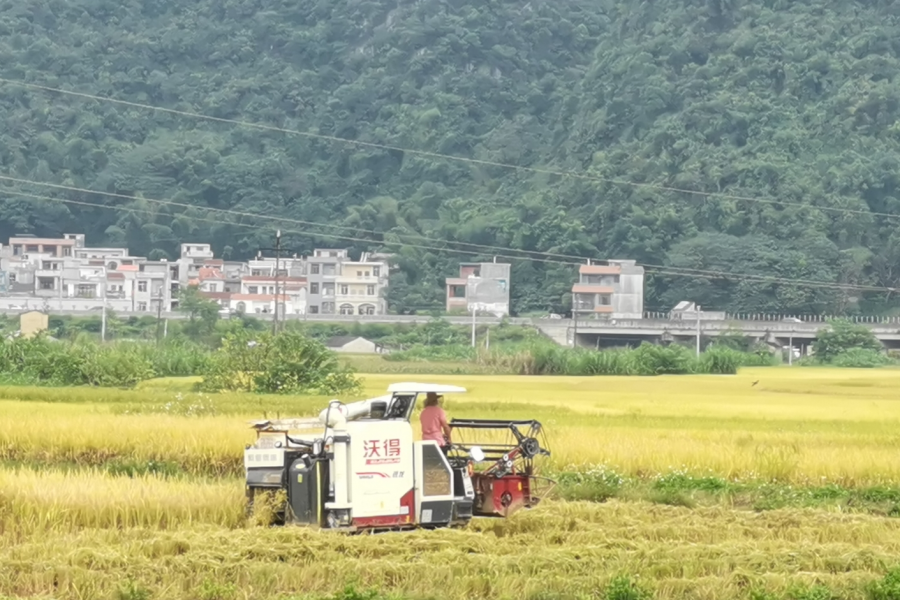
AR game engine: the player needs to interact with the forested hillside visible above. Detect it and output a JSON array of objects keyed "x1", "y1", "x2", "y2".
[{"x1": 2, "y1": 0, "x2": 900, "y2": 315}]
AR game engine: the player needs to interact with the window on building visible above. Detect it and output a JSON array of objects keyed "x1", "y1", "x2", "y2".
[
  {"x1": 600, "y1": 275, "x2": 620, "y2": 286},
  {"x1": 309, "y1": 305, "x2": 319, "y2": 314},
  {"x1": 450, "y1": 285, "x2": 466, "y2": 298},
  {"x1": 248, "y1": 286, "x2": 258, "y2": 294},
  {"x1": 367, "y1": 285, "x2": 375, "y2": 296},
  {"x1": 26, "y1": 245, "x2": 38, "y2": 253},
  {"x1": 311, "y1": 264, "x2": 320, "y2": 274},
  {"x1": 599, "y1": 294, "x2": 612, "y2": 306},
  {"x1": 138, "y1": 281, "x2": 148, "y2": 292},
  {"x1": 311, "y1": 283, "x2": 319, "y2": 294},
  {"x1": 339, "y1": 304, "x2": 354, "y2": 315},
  {"x1": 573, "y1": 293, "x2": 592, "y2": 311},
  {"x1": 340, "y1": 285, "x2": 348, "y2": 295},
  {"x1": 358, "y1": 304, "x2": 375, "y2": 315},
  {"x1": 38, "y1": 277, "x2": 54, "y2": 290},
  {"x1": 373, "y1": 267, "x2": 380, "y2": 277},
  {"x1": 138, "y1": 302, "x2": 147, "y2": 311}
]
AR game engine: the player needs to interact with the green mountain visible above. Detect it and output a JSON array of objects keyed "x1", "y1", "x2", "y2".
[{"x1": 2, "y1": 0, "x2": 899, "y2": 316}]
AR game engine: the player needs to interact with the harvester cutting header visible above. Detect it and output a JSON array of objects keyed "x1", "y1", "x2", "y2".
[{"x1": 243, "y1": 383, "x2": 552, "y2": 532}]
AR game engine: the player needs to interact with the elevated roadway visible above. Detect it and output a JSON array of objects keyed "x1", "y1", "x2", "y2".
[{"x1": 536, "y1": 317, "x2": 900, "y2": 350}]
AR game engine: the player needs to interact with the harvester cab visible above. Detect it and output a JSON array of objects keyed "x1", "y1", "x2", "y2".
[{"x1": 243, "y1": 382, "x2": 552, "y2": 532}]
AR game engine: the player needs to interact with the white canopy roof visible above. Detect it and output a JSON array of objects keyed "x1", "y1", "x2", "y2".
[{"x1": 386, "y1": 382, "x2": 467, "y2": 394}]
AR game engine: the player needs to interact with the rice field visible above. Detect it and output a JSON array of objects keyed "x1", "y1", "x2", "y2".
[{"x1": 3, "y1": 366, "x2": 900, "y2": 600}]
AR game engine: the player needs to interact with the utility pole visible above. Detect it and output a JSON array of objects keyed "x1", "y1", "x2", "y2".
[
  {"x1": 255, "y1": 233, "x2": 306, "y2": 336},
  {"x1": 155, "y1": 288, "x2": 163, "y2": 345},
  {"x1": 471, "y1": 303, "x2": 476, "y2": 347},
  {"x1": 695, "y1": 304, "x2": 701, "y2": 357},
  {"x1": 101, "y1": 279, "x2": 107, "y2": 342},
  {"x1": 573, "y1": 308, "x2": 578, "y2": 348},
  {"x1": 789, "y1": 328, "x2": 794, "y2": 366},
  {"x1": 273, "y1": 229, "x2": 281, "y2": 335}
]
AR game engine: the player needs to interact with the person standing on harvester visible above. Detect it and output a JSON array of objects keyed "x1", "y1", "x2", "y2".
[{"x1": 420, "y1": 392, "x2": 451, "y2": 452}]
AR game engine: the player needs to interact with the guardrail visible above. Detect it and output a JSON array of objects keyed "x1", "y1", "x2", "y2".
[
  {"x1": 640, "y1": 311, "x2": 900, "y2": 324},
  {"x1": 0, "y1": 307, "x2": 898, "y2": 326}
]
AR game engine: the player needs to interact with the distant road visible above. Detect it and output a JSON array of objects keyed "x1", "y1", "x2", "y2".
[{"x1": 2, "y1": 309, "x2": 898, "y2": 348}]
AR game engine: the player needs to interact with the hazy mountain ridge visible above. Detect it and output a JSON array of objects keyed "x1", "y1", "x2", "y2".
[{"x1": 1, "y1": 0, "x2": 899, "y2": 314}]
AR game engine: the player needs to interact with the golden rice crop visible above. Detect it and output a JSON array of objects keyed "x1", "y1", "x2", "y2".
[
  {"x1": 2, "y1": 493, "x2": 899, "y2": 600},
  {"x1": 0, "y1": 468, "x2": 245, "y2": 534},
  {"x1": 0, "y1": 401, "x2": 247, "y2": 475},
  {"x1": 3, "y1": 367, "x2": 900, "y2": 599},
  {"x1": 3, "y1": 367, "x2": 900, "y2": 485}
]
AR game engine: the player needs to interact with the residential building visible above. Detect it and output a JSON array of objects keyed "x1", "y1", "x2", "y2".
[
  {"x1": 5, "y1": 233, "x2": 84, "y2": 258},
  {"x1": 303, "y1": 249, "x2": 389, "y2": 316},
  {"x1": 444, "y1": 260, "x2": 511, "y2": 317},
  {"x1": 20, "y1": 310, "x2": 49, "y2": 338},
  {"x1": 305, "y1": 248, "x2": 346, "y2": 315},
  {"x1": 324, "y1": 336, "x2": 386, "y2": 354},
  {"x1": 0, "y1": 235, "x2": 388, "y2": 318},
  {"x1": 669, "y1": 301, "x2": 727, "y2": 321},
  {"x1": 571, "y1": 259, "x2": 644, "y2": 320},
  {"x1": 335, "y1": 253, "x2": 388, "y2": 315}
]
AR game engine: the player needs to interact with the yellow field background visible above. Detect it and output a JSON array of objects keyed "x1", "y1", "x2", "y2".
[
  {"x1": 3, "y1": 367, "x2": 900, "y2": 484},
  {"x1": 3, "y1": 366, "x2": 900, "y2": 599}
]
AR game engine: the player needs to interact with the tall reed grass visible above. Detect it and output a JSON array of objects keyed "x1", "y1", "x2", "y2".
[
  {"x1": 388, "y1": 341, "x2": 778, "y2": 376},
  {"x1": 0, "y1": 334, "x2": 210, "y2": 387}
]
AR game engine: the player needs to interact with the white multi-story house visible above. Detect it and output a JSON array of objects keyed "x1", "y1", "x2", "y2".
[
  {"x1": 0, "y1": 235, "x2": 389, "y2": 318},
  {"x1": 570, "y1": 259, "x2": 644, "y2": 320}
]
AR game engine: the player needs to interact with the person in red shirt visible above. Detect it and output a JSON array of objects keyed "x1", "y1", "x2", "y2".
[{"x1": 419, "y1": 392, "x2": 452, "y2": 451}]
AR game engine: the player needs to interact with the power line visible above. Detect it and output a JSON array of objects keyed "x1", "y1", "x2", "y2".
[
  {"x1": 2, "y1": 77, "x2": 899, "y2": 224},
  {"x1": 0, "y1": 174, "x2": 576, "y2": 262},
  {"x1": 1, "y1": 174, "x2": 896, "y2": 292},
  {"x1": 4, "y1": 187, "x2": 895, "y2": 294}
]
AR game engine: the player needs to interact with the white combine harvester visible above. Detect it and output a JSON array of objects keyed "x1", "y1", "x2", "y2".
[{"x1": 243, "y1": 382, "x2": 552, "y2": 531}]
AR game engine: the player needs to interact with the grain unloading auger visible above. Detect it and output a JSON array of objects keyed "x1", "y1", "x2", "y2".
[{"x1": 242, "y1": 383, "x2": 553, "y2": 532}]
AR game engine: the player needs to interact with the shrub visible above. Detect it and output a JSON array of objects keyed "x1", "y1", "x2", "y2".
[
  {"x1": 200, "y1": 329, "x2": 361, "y2": 395},
  {"x1": 867, "y1": 567, "x2": 900, "y2": 600},
  {"x1": 631, "y1": 342, "x2": 696, "y2": 375},
  {"x1": 602, "y1": 575, "x2": 652, "y2": 600},
  {"x1": 812, "y1": 319, "x2": 884, "y2": 363},
  {"x1": 831, "y1": 348, "x2": 895, "y2": 368},
  {"x1": 699, "y1": 345, "x2": 743, "y2": 374}
]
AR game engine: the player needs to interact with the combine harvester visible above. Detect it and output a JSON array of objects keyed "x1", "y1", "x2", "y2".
[{"x1": 243, "y1": 383, "x2": 553, "y2": 532}]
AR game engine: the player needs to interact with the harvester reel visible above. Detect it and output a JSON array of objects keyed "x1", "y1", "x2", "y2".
[{"x1": 521, "y1": 437, "x2": 541, "y2": 459}]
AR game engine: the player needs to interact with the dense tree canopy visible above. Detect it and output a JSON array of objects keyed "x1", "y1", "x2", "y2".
[{"x1": 1, "y1": 0, "x2": 900, "y2": 315}]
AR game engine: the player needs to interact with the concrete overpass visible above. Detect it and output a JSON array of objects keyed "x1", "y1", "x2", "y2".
[{"x1": 534, "y1": 316, "x2": 900, "y2": 351}]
